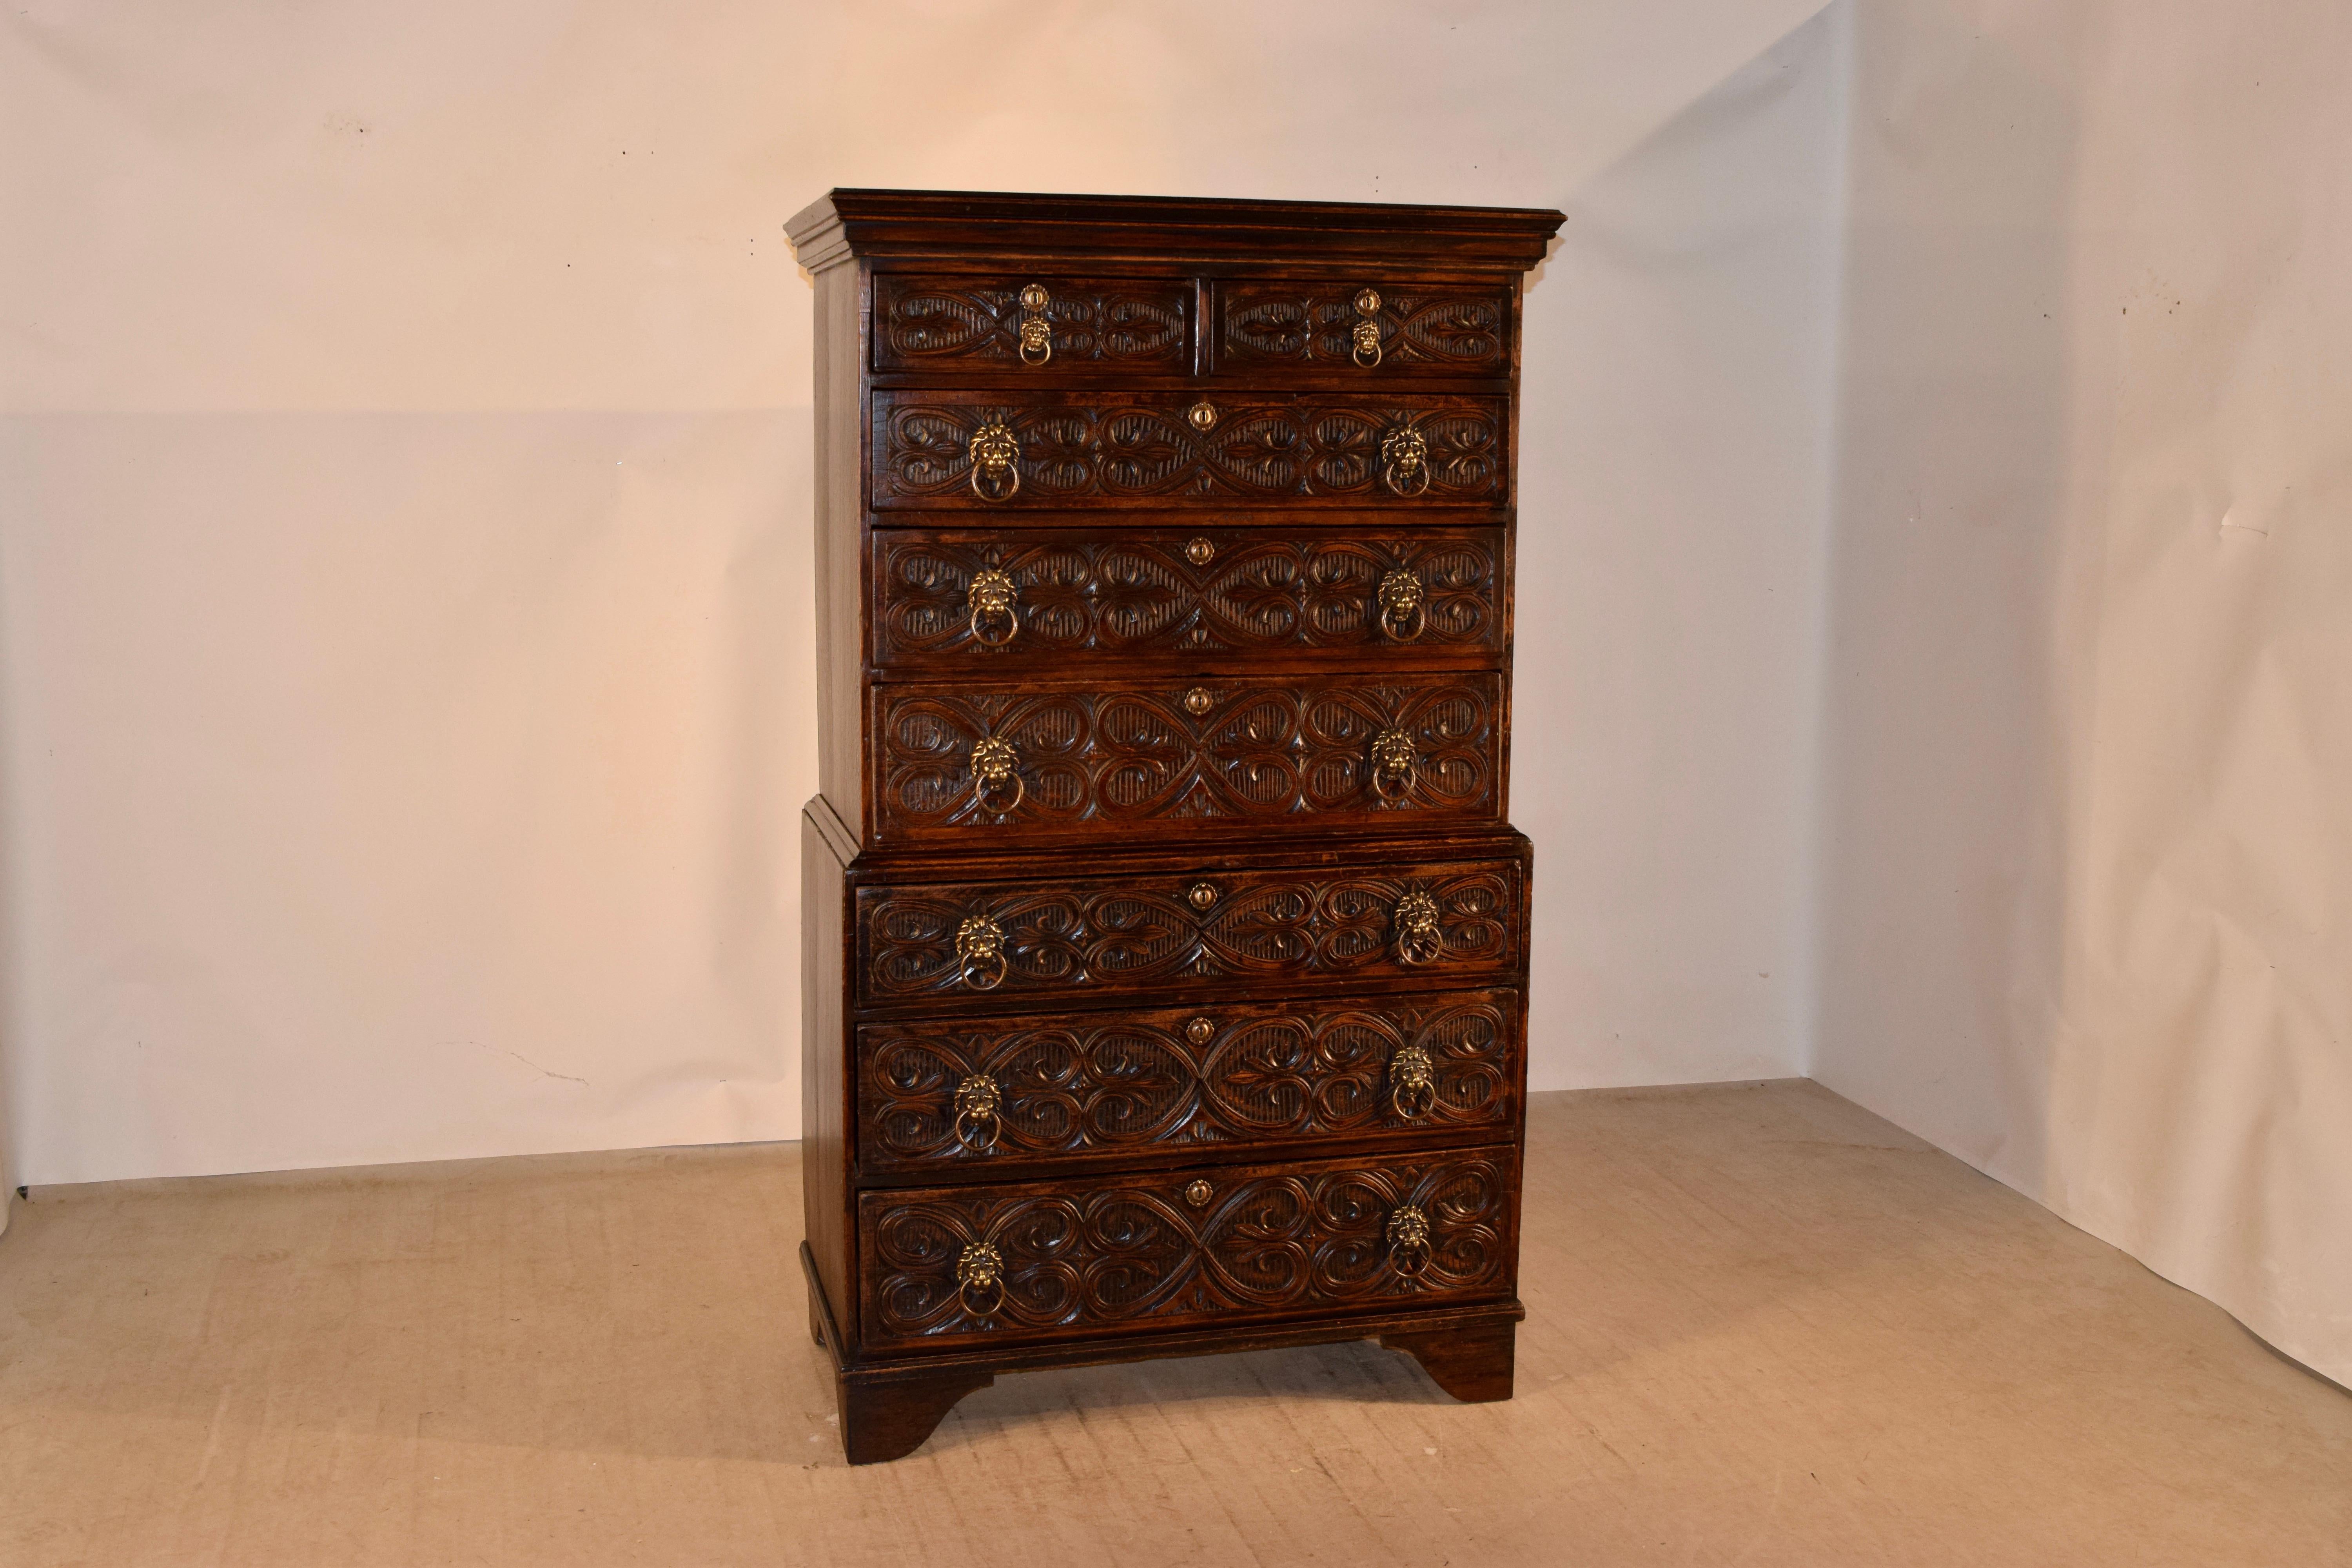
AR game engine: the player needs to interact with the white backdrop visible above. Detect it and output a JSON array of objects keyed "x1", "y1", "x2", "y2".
[
  {"x1": 1815, "y1": 0, "x2": 2352, "y2": 1385},
  {"x1": 0, "y1": 0, "x2": 1842, "y2": 1200}
]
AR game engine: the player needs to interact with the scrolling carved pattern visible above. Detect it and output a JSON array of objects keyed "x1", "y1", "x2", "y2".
[
  {"x1": 873, "y1": 532, "x2": 1503, "y2": 664},
  {"x1": 874, "y1": 676, "x2": 1499, "y2": 841},
  {"x1": 859, "y1": 1152, "x2": 1513, "y2": 1346},
  {"x1": 873, "y1": 277, "x2": 1190, "y2": 368},
  {"x1": 1221, "y1": 285, "x2": 1510, "y2": 372},
  {"x1": 873, "y1": 394, "x2": 1505, "y2": 507},
  {"x1": 858, "y1": 863, "x2": 1517, "y2": 1003},
  {"x1": 859, "y1": 995, "x2": 1514, "y2": 1168}
]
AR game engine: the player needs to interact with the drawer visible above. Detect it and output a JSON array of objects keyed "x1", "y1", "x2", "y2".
[
  {"x1": 857, "y1": 854, "x2": 1524, "y2": 1007},
  {"x1": 872, "y1": 273, "x2": 1194, "y2": 373},
  {"x1": 856, "y1": 989, "x2": 1520, "y2": 1174},
  {"x1": 869, "y1": 672, "x2": 1504, "y2": 847},
  {"x1": 1215, "y1": 278, "x2": 1513, "y2": 377},
  {"x1": 871, "y1": 525, "x2": 1506, "y2": 670},
  {"x1": 857, "y1": 1145, "x2": 1517, "y2": 1351},
  {"x1": 870, "y1": 390, "x2": 1508, "y2": 510}
]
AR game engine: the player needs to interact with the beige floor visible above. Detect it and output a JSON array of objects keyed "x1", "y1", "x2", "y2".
[{"x1": 0, "y1": 1082, "x2": 2345, "y2": 1567}]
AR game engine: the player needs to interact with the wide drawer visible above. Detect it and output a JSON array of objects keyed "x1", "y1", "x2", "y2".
[
  {"x1": 1214, "y1": 278, "x2": 1513, "y2": 377},
  {"x1": 856, "y1": 853, "x2": 1524, "y2": 1007},
  {"x1": 870, "y1": 390, "x2": 1508, "y2": 510},
  {"x1": 857, "y1": 1145, "x2": 1517, "y2": 1351},
  {"x1": 873, "y1": 273, "x2": 1194, "y2": 374},
  {"x1": 871, "y1": 525, "x2": 1506, "y2": 670},
  {"x1": 856, "y1": 988, "x2": 1521, "y2": 1175},
  {"x1": 869, "y1": 671, "x2": 1503, "y2": 847}
]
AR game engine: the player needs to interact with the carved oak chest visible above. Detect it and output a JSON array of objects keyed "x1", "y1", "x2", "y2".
[{"x1": 783, "y1": 189, "x2": 1562, "y2": 1463}]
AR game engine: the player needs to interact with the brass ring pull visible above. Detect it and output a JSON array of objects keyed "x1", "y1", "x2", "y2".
[
  {"x1": 1388, "y1": 1204, "x2": 1432, "y2": 1275},
  {"x1": 1016, "y1": 283, "x2": 1052, "y2": 367},
  {"x1": 1352, "y1": 287, "x2": 1384, "y2": 368},
  {"x1": 1370, "y1": 728, "x2": 1417, "y2": 802},
  {"x1": 1390, "y1": 1044, "x2": 1437, "y2": 1120},
  {"x1": 970, "y1": 736, "x2": 1024, "y2": 814},
  {"x1": 957, "y1": 1240, "x2": 1005, "y2": 1317},
  {"x1": 967, "y1": 568, "x2": 1018, "y2": 646},
  {"x1": 969, "y1": 421, "x2": 1020, "y2": 501},
  {"x1": 956, "y1": 913, "x2": 1007, "y2": 990},
  {"x1": 1377, "y1": 568, "x2": 1425, "y2": 641},
  {"x1": 1380, "y1": 424, "x2": 1431, "y2": 497},
  {"x1": 1394, "y1": 890, "x2": 1443, "y2": 965},
  {"x1": 953, "y1": 1072, "x2": 1001, "y2": 1151}
]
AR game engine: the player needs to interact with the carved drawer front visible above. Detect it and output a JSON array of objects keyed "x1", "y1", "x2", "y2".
[
  {"x1": 871, "y1": 672, "x2": 1502, "y2": 846},
  {"x1": 872, "y1": 274, "x2": 1194, "y2": 373},
  {"x1": 871, "y1": 390, "x2": 1507, "y2": 509},
  {"x1": 857, "y1": 855, "x2": 1522, "y2": 1006},
  {"x1": 857, "y1": 989, "x2": 1520, "y2": 1173},
  {"x1": 872, "y1": 526, "x2": 1505, "y2": 669},
  {"x1": 1217, "y1": 279, "x2": 1513, "y2": 377},
  {"x1": 858, "y1": 1146, "x2": 1517, "y2": 1350}
]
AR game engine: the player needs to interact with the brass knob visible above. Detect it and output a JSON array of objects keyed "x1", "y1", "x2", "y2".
[
  {"x1": 1369, "y1": 727, "x2": 1417, "y2": 802},
  {"x1": 957, "y1": 1240, "x2": 1005, "y2": 1316},
  {"x1": 1352, "y1": 287, "x2": 1384, "y2": 368},
  {"x1": 1184, "y1": 1016, "x2": 1215, "y2": 1046},
  {"x1": 1379, "y1": 423, "x2": 1430, "y2": 497},
  {"x1": 967, "y1": 567, "x2": 1019, "y2": 646},
  {"x1": 1390, "y1": 1044, "x2": 1437, "y2": 1120},
  {"x1": 1394, "y1": 890, "x2": 1443, "y2": 965},
  {"x1": 1183, "y1": 1179, "x2": 1214, "y2": 1208},
  {"x1": 1187, "y1": 882, "x2": 1218, "y2": 911},
  {"x1": 1182, "y1": 686, "x2": 1215, "y2": 717},
  {"x1": 970, "y1": 736, "x2": 1024, "y2": 814},
  {"x1": 1185, "y1": 537, "x2": 1216, "y2": 566},
  {"x1": 1016, "y1": 283, "x2": 1052, "y2": 367},
  {"x1": 953, "y1": 1072, "x2": 1002, "y2": 1151},
  {"x1": 956, "y1": 913, "x2": 1008, "y2": 990},
  {"x1": 1377, "y1": 567, "x2": 1425, "y2": 641},
  {"x1": 1387, "y1": 1203, "x2": 1431, "y2": 1276},
  {"x1": 1187, "y1": 399, "x2": 1219, "y2": 432},
  {"x1": 969, "y1": 421, "x2": 1020, "y2": 501}
]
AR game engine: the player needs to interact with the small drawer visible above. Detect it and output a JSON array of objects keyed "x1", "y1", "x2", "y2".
[
  {"x1": 870, "y1": 525, "x2": 1506, "y2": 671},
  {"x1": 870, "y1": 390, "x2": 1509, "y2": 510},
  {"x1": 857, "y1": 854, "x2": 1524, "y2": 1007},
  {"x1": 868, "y1": 672, "x2": 1504, "y2": 848},
  {"x1": 856, "y1": 988, "x2": 1521, "y2": 1174},
  {"x1": 1216, "y1": 278, "x2": 1514, "y2": 377},
  {"x1": 872, "y1": 273, "x2": 1194, "y2": 374},
  {"x1": 857, "y1": 1145, "x2": 1517, "y2": 1351}
]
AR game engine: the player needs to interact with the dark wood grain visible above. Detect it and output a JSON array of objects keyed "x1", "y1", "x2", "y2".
[
  {"x1": 872, "y1": 274, "x2": 1192, "y2": 371},
  {"x1": 855, "y1": 988, "x2": 1519, "y2": 1174},
  {"x1": 869, "y1": 525, "x2": 1507, "y2": 670},
  {"x1": 1380, "y1": 1311, "x2": 1517, "y2": 1401},
  {"x1": 1217, "y1": 279, "x2": 1513, "y2": 375}
]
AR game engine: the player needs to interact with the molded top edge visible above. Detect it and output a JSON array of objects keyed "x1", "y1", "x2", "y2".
[{"x1": 784, "y1": 188, "x2": 1565, "y2": 272}]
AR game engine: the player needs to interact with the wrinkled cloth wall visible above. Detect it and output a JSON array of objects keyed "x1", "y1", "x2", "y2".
[
  {"x1": 1817, "y1": 0, "x2": 2352, "y2": 1384},
  {"x1": 0, "y1": 0, "x2": 1839, "y2": 1184}
]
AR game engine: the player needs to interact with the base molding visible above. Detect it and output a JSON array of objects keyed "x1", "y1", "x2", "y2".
[{"x1": 800, "y1": 1242, "x2": 1522, "y2": 1463}]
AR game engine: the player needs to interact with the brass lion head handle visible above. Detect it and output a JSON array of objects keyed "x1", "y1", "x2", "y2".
[
  {"x1": 955, "y1": 913, "x2": 1008, "y2": 990},
  {"x1": 953, "y1": 1071, "x2": 1001, "y2": 1151},
  {"x1": 1380, "y1": 422, "x2": 1430, "y2": 497},
  {"x1": 1387, "y1": 1203, "x2": 1432, "y2": 1276},
  {"x1": 969, "y1": 420, "x2": 1020, "y2": 501},
  {"x1": 956, "y1": 1239, "x2": 1005, "y2": 1317},
  {"x1": 1390, "y1": 1044, "x2": 1437, "y2": 1120},
  {"x1": 1370, "y1": 727, "x2": 1417, "y2": 802},
  {"x1": 970, "y1": 736, "x2": 1024, "y2": 815},
  {"x1": 1377, "y1": 567, "x2": 1425, "y2": 642},
  {"x1": 1394, "y1": 889, "x2": 1443, "y2": 965},
  {"x1": 1016, "y1": 283, "x2": 1052, "y2": 367},
  {"x1": 966, "y1": 567, "x2": 1018, "y2": 646},
  {"x1": 1352, "y1": 287, "x2": 1384, "y2": 368}
]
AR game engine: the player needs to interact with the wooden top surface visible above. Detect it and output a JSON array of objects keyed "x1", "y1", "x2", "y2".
[{"x1": 784, "y1": 188, "x2": 1564, "y2": 272}]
